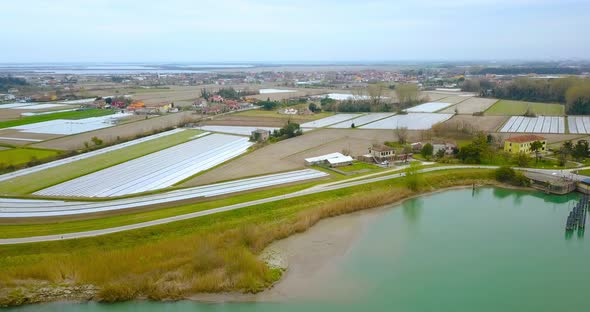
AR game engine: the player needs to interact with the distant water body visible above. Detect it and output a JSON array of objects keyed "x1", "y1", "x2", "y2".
[
  {"x1": 0, "y1": 63, "x2": 255, "y2": 74},
  {"x1": 9, "y1": 187, "x2": 589, "y2": 312}
]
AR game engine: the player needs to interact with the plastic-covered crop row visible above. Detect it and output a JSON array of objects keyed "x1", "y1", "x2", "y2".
[{"x1": 34, "y1": 133, "x2": 253, "y2": 197}]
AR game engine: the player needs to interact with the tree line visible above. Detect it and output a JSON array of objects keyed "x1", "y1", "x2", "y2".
[{"x1": 462, "y1": 77, "x2": 590, "y2": 115}]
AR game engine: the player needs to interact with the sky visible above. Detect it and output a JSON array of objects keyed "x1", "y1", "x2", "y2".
[{"x1": 1, "y1": 0, "x2": 589, "y2": 63}]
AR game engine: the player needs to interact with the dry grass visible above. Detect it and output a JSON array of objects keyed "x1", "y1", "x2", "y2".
[{"x1": 0, "y1": 169, "x2": 494, "y2": 305}]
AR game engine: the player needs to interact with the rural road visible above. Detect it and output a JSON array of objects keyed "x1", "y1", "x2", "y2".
[{"x1": 0, "y1": 165, "x2": 498, "y2": 245}]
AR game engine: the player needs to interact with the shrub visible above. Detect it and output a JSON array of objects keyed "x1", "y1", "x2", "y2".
[{"x1": 494, "y1": 166, "x2": 530, "y2": 186}]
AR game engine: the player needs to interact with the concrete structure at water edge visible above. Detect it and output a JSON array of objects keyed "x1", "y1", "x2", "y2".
[
  {"x1": 523, "y1": 171, "x2": 576, "y2": 195},
  {"x1": 503, "y1": 134, "x2": 546, "y2": 154}
]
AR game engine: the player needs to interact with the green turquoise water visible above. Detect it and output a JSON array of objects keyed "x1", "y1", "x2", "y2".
[{"x1": 9, "y1": 187, "x2": 589, "y2": 312}]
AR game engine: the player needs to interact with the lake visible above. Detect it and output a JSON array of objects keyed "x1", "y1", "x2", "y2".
[{"x1": 9, "y1": 187, "x2": 589, "y2": 311}]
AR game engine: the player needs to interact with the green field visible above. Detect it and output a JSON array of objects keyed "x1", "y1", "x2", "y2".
[
  {"x1": 0, "y1": 109, "x2": 116, "y2": 129},
  {"x1": 337, "y1": 161, "x2": 380, "y2": 172},
  {"x1": 0, "y1": 148, "x2": 61, "y2": 167},
  {"x1": 0, "y1": 129, "x2": 203, "y2": 195},
  {"x1": 485, "y1": 100, "x2": 564, "y2": 116}
]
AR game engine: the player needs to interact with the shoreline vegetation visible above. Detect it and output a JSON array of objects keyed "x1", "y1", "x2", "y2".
[{"x1": 1, "y1": 168, "x2": 525, "y2": 307}]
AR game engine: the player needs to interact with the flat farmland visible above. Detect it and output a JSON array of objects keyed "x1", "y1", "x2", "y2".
[
  {"x1": 0, "y1": 129, "x2": 203, "y2": 196},
  {"x1": 328, "y1": 113, "x2": 395, "y2": 128},
  {"x1": 35, "y1": 133, "x2": 252, "y2": 197},
  {"x1": 439, "y1": 98, "x2": 498, "y2": 114},
  {"x1": 0, "y1": 148, "x2": 61, "y2": 166},
  {"x1": 499, "y1": 116, "x2": 565, "y2": 134},
  {"x1": 206, "y1": 110, "x2": 335, "y2": 128},
  {"x1": 0, "y1": 109, "x2": 115, "y2": 129},
  {"x1": 196, "y1": 125, "x2": 277, "y2": 136},
  {"x1": 300, "y1": 114, "x2": 363, "y2": 128},
  {"x1": 485, "y1": 100, "x2": 564, "y2": 116},
  {"x1": 31, "y1": 112, "x2": 197, "y2": 150},
  {"x1": 180, "y1": 128, "x2": 418, "y2": 187},
  {"x1": 405, "y1": 102, "x2": 453, "y2": 113},
  {"x1": 0, "y1": 169, "x2": 329, "y2": 218},
  {"x1": 359, "y1": 113, "x2": 453, "y2": 130},
  {"x1": 442, "y1": 115, "x2": 508, "y2": 132},
  {"x1": 567, "y1": 116, "x2": 590, "y2": 134},
  {"x1": 437, "y1": 95, "x2": 473, "y2": 104}
]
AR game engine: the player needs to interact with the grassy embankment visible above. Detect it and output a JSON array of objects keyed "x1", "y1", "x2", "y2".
[
  {"x1": 0, "y1": 129, "x2": 203, "y2": 196},
  {"x1": 337, "y1": 161, "x2": 380, "y2": 172},
  {"x1": 0, "y1": 148, "x2": 62, "y2": 167},
  {"x1": 0, "y1": 109, "x2": 115, "y2": 129},
  {"x1": 484, "y1": 100, "x2": 564, "y2": 116},
  {"x1": 0, "y1": 168, "x2": 494, "y2": 305}
]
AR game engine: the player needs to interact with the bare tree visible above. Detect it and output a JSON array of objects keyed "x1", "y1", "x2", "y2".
[{"x1": 394, "y1": 126, "x2": 409, "y2": 144}]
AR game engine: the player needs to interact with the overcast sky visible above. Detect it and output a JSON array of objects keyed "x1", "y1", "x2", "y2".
[{"x1": 1, "y1": 0, "x2": 589, "y2": 63}]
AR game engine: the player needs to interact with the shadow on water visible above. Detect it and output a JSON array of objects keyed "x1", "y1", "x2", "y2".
[
  {"x1": 402, "y1": 197, "x2": 422, "y2": 224},
  {"x1": 492, "y1": 187, "x2": 579, "y2": 204}
]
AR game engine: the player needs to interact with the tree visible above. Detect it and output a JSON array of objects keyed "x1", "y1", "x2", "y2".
[
  {"x1": 457, "y1": 133, "x2": 490, "y2": 164},
  {"x1": 308, "y1": 103, "x2": 320, "y2": 113},
  {"x1": 367, "y1": 82, "x2": 387, "y2": 107},
  {"x1": 530, "y1": 141, "x2": 544, "y2": 162},
  {"x1": 566, "y1": 83, "x2": 590, "y2": 115},
  {"x1": 421, "y1": 143, "x2": 433, "y2": 160},
  {"x1": 394, "y1": 127, "x2": 409, "y2": 144},
  {"x1": 404, "y1": 161, "x2": 422, "y2": 191},
  {"x1": 91, "y1": 136, "x2": 103, "y2": 146},
  {"x1": 514, "y1": 152, "x2": 531, "y2": 167},
  {"x1": 572, "y1": 140, "x2": 589, "y2": 160},
  {"x1": 395, "y1": 83, "x2": 419, "y2": 108},
  {"x1": 557, "y1": 144, "x2": 571, "y2": 166}
]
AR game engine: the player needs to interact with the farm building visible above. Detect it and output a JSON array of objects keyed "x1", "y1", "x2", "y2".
[
  {"x1": 503, "y1": 135, "x2": 546, "y2": 154},
  {"x1": 369, "y1": 144, "x2": 395, "y2": 162},
  {"x1": 304, "y1": 152, "x2": 353, "y2": 167},
  {"x1": 432, "y1": 142, "x2": 458, "y2": 155},
  {"x1": 251, "y1": 129, "x2": 270, "y2": 142}
]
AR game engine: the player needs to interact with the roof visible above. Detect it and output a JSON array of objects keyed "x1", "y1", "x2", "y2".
[
  {"x1": 371, "y1": 144, "x2": 394, "y2": 152},
  {"x1": 327, "y1": 155, "x2": 353, "y2": 165},
  {"x1": 305, "y1": 153, "x2": 345, "y2": 163},
  {"x1": 505, "y1": 134, "x2": 546, "y2": 143}
]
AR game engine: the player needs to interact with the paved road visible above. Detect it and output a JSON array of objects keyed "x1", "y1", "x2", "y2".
[{"x1": 0, "y1": 165, "x2": 495, "y2": 245}]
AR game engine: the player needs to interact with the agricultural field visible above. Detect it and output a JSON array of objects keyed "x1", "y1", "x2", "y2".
[
  {"x1": 4, "y1": 113, "x2": 130, "y2": 136},
  {"x1": 0, "y1": 109, "x2": 115, "y2": 129},
  {"x1": 359, "y1": 113, "x2": 454, "y2": 130},
  {"x1": 0, "y1": 129, "x2": 203, "y2": 196},
  {"x1": 439, "y1": 98, "x2": 498, "y2": 114},
  {"x1": 499, "y1": 116, "x2": 565, "y2": 134},
  {"x1": 204, "y1": 110, "x2": 334, "y2": 128},
  {"x1": 300, "y1": 114, "x2": 363, "y2": 128},
  {"x1": 181, "y1": 128, "x2": 425, "y2": 187},
  {"x1": 31, "y1": 112, "x2": 197, "y2": 150},
  {"x1": 0, "y1": 147, "x2": 61, "y2": 167},
  {"x1": 567, "y1": 116, "x2": 590, "y2": 134},
  {"x1": 196, "y1": 125, "x2": 278, "y2": 136},
  {"x1": 485, "y1": 100, "x2": 565, "y2": 116},
  {"x1": 405, "y1": 102, "x2": 453, "y2": 113},
  {"x1": 328, "y1": 113, "x2": 395, "y2": 128},
  {"x1": 35, "y1": 133, "x2": 252, "y2": 197},
  {"x1": 442, "y1": 115, "x2": 508, "y2": 132},
  {"x1": 1, "y1": 169, "x2": 329, "y2": 217}
]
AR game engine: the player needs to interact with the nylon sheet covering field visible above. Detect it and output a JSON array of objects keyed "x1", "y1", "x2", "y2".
[
  {"x1": 567, "y1": 116, "x2": 590, "y2": 134},
  {"x1": 499, "y1": 116, "x2": 565, "y2": 134},
  {"x1": 300, "y1": 114, "x2": 363, "y2": 128},
  {"x1": 34, "y1": 133, "x2": 253, "y2": 197},
  {"x1": 359, "y1": 113, "x2": 453, "y2": 130},
  {"x1": 328, "y1": 113, "x2": 396, "y2": 128}
]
